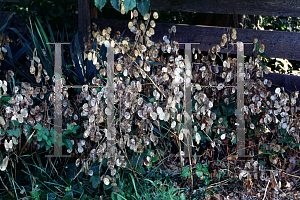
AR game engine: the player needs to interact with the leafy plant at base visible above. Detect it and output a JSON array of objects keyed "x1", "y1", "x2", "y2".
[{"x1": 36, "y1": 123, "x2": 54, "y2": 151}]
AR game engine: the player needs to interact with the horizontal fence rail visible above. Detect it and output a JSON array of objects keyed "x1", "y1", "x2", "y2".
[
  {"x1": 92, "y1": 18, "x2": 300, "y2": 61},
  {"x1": 150, "y1": 0, "x2": 300, "y2": 18}
]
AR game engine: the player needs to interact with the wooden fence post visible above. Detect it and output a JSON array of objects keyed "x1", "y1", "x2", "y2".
[{"x1": 78, "y1": 0, "x2": 91, "y2": 50}]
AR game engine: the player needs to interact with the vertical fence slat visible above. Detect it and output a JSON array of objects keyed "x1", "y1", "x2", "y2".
[
  {"x1": 106, "y1": 44, "x2": 115, "y2": 157},
  {"x1": 46, "y1": 43, "x2": 70, "y2": 158},
  {"x1": 236, "y1": 41, "x2": 245, "y2": 157},
  {"x1": 184, "y1": 43, "x2": 192, "y2": 158}
]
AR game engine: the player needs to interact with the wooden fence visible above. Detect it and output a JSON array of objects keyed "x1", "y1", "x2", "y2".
[
  {"x1": 83, "y1": 0, "x2": 300, "y2": 92},
  {"x1": 78, "y1": 1, "x2": 300, "y2": 60}
]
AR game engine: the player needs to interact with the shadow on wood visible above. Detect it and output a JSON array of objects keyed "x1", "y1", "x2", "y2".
[{"x1": 92, "y1": 18, "x2": 300, "y2": 61}]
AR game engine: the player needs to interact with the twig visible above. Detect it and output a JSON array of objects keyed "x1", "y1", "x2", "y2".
[
  {"x1": 282, "y1": 171, "x2": 300, "y2": 179},
  {"x1": 262, "y1": 179, "x2": 270, "y2": 200},
  {"x1": 207, "y1": 178, "x2": 232, "y2": 189},
  {"x1": 0, "y1": 176, "x2": 15, "y2": 198},
  {"x1": 133, "y1": 61, "x2": 166, "y2": 98},
  {"x1": 19, "y1": 130, "x2": 36, "y2": 157}
]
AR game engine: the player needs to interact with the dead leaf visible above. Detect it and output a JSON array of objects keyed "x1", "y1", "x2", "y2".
[
  {"x1": 246, "y1": 177, "x2": 253, "y2": 190},
  {"x1": 227, "y1": 155, "x2": 238, "y2": 161},
  {"x1": 192, "y1": 158, "x2": 196, "y2": 165},
  {"x1": 271, "y1": 180, "x2": 276, "y2": 189},
  {"x1": 212, "y1": 169, "x2": 217, "y2": 178},
  {"x1": 206, "y1": 194, "x2": 211, "y2": 200}
]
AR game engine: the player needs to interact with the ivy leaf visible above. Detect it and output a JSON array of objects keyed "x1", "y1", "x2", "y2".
[
  {"x1": 151, "y1": 155, "x2": 158, "y2": 162},
  {"x1": 64, "y1": 138, "x2": 73, "y2": 150},
  {"x1": 232, "y1": 136, "x2": 237, "y2": 144},
  {"x1": 73, "y1": 132, "x2": 83, "y2": 138},
  {"x1": 49, "y1": 136, "x2": 54, "y2": 143},
  {"x1": 221, "y1": 101, "x2": 236, "y2": 116},
  {"x1": 110, "y1": 0, "x2": 120, "y2": 12},
  {"x1": 181, "y1": 166, "x2": 190, "y2": 178},
  {"x1": 63, "y1": 130, "x2": 72, "y2": 136},
  {"x1": 45, "y1": 143, "x2": 51, "y2": 151},
  {"x1": 50, "y1": 128, "x2": 54, "y2": 136},
  {"x1": 103, "y1": 184, "x2": 113, "y2": 191},
  {"x1": 180, "y1": 193, "x2": 186, "y2": 200},
  {"x1": 202, "y1": 162, "x2": 208, "y2": 168},
  {"x1": 42, "y1": 134, "x2": 48, "y2": 141},
  {"x1": 123, "y1": 0, "x2": 136, "y2": 13},
  {"x1": 1, "y1": 95, "x2": 11, "y2": 102},
  {"x1": 90, "y1": 175, "x2": 101, "y2": 188},
  {"x1": 136, "y1": 0, "x2": 150, "y2": 16},
  {"x1": 30, "y1": 191, "x2": 40, "y2": 200},
  {"x1": 40, "y1": 141, "x2": 45, "y2": 148},
  {"x1": 7, "y1": 128, "x2": 20, "y2": 138},
  {"x1": 67, "y1": 123, "x2": 72, "y2": 130},
  {"x1": 204, "y1": 178, "x2": 210, "y2": 185},
  {"x1": 287, "y1": 137, "x2": 294, "y2": 144},
  {"x1": 146, "y1": 163, "x2": 152, "y2": 169},
  {"x1": 293, "y1": 143, "x2": 300, "y2": 148},
  {"x1": 149, "y1": 98, "x2": 154, "y2": 103},
  {"x1": 195, "y1": 170, "x2": 203, "y2": 178},
  {"x1": 95, "y1": 0, "x2": 107, "y2": 11},
  {"x1": 144, "y1": 149, "x2": 151, "y2": 156},
  {"x1": 11, "y1": 120, "x2": 20, "y2": 127},
  {"x1": 278, "y1": 138, "x2": 287, "y2": 143},
  {"x1": 46, "y1": 139, "x2": 52, "y2": 146},
  {"x1": 202, "y1": 167, "x2": 210, "y2": 175},
  {"x1": 36, "y1": 123, "x2": 42, "y2": 131},
  {"x1": 41, "y1": 127, "x2": 49, "y2": 136},
  {"x1": 72, "y1": 125, "x2": 81, "y2": 133},
  {"x1": 62, "y1": 191, "x2": 73, "y2": 200},
  {"x1": 196, "y1": 163, "x2": 202, "y2": 171}
]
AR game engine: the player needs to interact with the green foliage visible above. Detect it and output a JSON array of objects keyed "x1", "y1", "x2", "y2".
[
  {"x1": 221, "y1": 101, "x2": 236, "y2": 116},
  {"x1": 123, "y1": 0, "x2": 136, "y2": 13},
  {"x1": 0, "y1": 95, "x2": 11, "y2": 102},
  {"x1": 110, "y1": 0, "x2": 121, "y2": 12},
  {"x1": 137, "y1": 0, "x2": 150, "y2": 16},
  {"x1": 195, "y1": 163, "x2": 210, "y2": 185},
  {"x1": 90, "y1": 175, "x2": 101, "y2": 189},
  {"x1": 1, "y1": 2, "x2": 299, "y2": 199},
  {"x1": 62, "y1": 191, "x2": 73, "y2": 200},
  {"x1": 36, "y1": 123, "x2": 54, "y2": 151},
  {"x1": 30, "y1": 190, "x2": 40, "y2": 200},
  {"x1": 3, "y1": 17, "x2": 55, "y2": 84},
  {"x1": 95, "y1": 0, "x2": 107, "y2": 11},
  {"x1": 7, "y1": 127, "x2": 20, "y2": 138},
  {"x1": 3, "y1": 0, "x2": 78, "y2": 35},
  {"x1": 181, "y1": 167, "x2": 190, "y2": 178},
  {"x1": 95, "y1": 0, "x2": 150, "y2": 16},
  {"x1": 115, "y1": 173, "x2": 184, "y2": 200}
]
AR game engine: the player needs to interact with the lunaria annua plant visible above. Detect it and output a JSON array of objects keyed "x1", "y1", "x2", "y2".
[{"x1": 0, "y1": 10, "x2": 299, "y2": 192}]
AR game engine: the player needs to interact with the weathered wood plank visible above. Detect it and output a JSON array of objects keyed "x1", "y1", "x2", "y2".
[
  {"x1": 0, "y1": 0, "x2": 19, "y2": 2},
  {"x1": 151, "y1": 0, "x2": 300, "y2": 18},
  {"x1": 265, "y1": 73, "x2": 300, "y2": 93},
  {"x1": 78, "y1": 0, "x2": 91, "y2": 49},
  {"x1": 91, "y1": 18, "x2": 300, "y2": 61}
]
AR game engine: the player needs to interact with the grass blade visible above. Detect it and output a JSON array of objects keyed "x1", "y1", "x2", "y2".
[
  {"x1": 70, "y1": 35, "x2": 84, "y2": 84},
  {"x1": 129, "y1": 173, "x2": 140, "y2": 199}
]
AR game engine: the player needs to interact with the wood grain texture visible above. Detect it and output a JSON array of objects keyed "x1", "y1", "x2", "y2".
[
  {"x1": 265, "y1": 73, "x2": 300, "y2": 93},
  {"x1": 78, "y1": 0, "x2": 91, "y2": 49},
  {"x1": 91, "y1": 18, "x2": 300, "y2": 61},
  {"x1": 150, "y1": 0, "x2": 300, "y2": 18}
]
